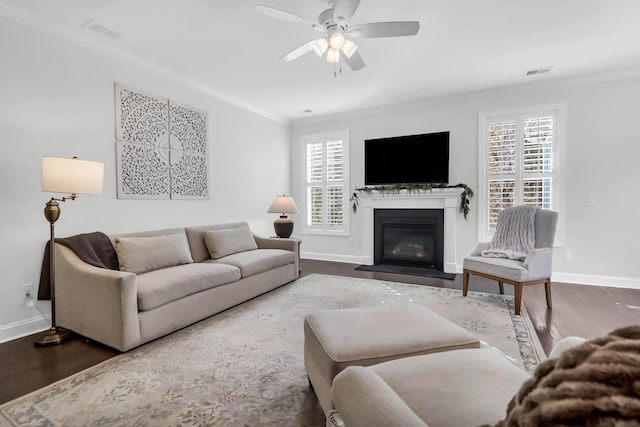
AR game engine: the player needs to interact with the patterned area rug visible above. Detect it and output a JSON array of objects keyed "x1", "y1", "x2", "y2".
[{"x1": 0, "y1": 274, "x2": 544, "y2": 427}]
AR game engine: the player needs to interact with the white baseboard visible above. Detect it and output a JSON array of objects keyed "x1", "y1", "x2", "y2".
[
  {"x1": 301, "y1": 251, "x2": 362, "y2": 265},
  {"x1": 551, "y1": 272, "x2": 640, "y2": 290},
  {"x1": 0, "y1": 316, "x2": 50, "y2": 344}
]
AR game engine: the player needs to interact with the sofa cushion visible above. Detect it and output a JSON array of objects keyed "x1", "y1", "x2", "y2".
[
  {"x1": 136, "y1": 262, "x2": 241, "y2": 311},
  {"x1": 184, "y1": 222, "x2": 249, "y2": 263},
  {"x1": 115, "y1": 232, "x2": 194, "y2": 274},
  {"x1": 369, "y1": 348, "x2": 530, "y2": 427},
  {"x1": 209, "y1": 248, "x2": 294, "y2": 278},
  {"x1": 204, "y1": 224, "x2": 258, "y2": 260}
]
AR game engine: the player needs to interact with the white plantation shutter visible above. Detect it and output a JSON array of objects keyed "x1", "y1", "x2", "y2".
[
  {"x1": 303, "y1": 131, "x2": 350, "y2": 235},
  {"x1": 479, "y1": 105, "x2": 563, "y2": 242},
  {"x1": 307, "y1": 143, "x2": 323, "y2": 183},
  {"x1": 307, "y1": 186, "x2": 323, "y2": 226}
]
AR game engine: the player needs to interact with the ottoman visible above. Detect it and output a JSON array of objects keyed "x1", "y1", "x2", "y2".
[{"x1": 303, "y1": 302, "x2": 481, "y2": 414}]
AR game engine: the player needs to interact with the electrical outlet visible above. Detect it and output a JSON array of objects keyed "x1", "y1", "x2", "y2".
[{"x1": 21, "y1": 283, "x2": 34, "y2": 307}]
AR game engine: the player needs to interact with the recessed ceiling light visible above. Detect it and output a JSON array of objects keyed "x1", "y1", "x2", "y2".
[{"x1": 302, "y1": 109, "x2": 313, "y2": 113}]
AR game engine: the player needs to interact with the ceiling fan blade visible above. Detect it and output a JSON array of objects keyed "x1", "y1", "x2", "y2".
[
  {"x1": 279, "y1": 40, "x2": 317, "y2": 62},
  {"x1": 333, "y1": 0, "x2": 361, "y2": 23},
  {"x1": 256, "y1": 4, "x2": 318, "y2": 28},
  {"x1": 343, "y1": 50, "x2": 365, "y2": 71},
  {"x1": 349, "y1": 21, "x2": 420, "y2": 38}
]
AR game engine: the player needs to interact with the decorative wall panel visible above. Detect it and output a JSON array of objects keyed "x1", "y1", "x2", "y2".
[{"x1": 115, "y1": 84, "x2": 209, "y2": 199}]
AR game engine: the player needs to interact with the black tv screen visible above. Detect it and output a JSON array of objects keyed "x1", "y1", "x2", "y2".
[{"x1": 364, "y1": 131, "x2": 449, "y2": 185}]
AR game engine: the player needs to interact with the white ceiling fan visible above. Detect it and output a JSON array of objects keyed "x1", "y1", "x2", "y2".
[{"x1": 256, "y1": 0, "x2": 420, "y2": 72}]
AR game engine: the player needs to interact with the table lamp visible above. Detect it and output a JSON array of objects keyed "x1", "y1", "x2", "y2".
[
  {"x1": 267, "y1": 195, "x2": 299, "y2": 238},
  {"x1": 36, "y1": 156, "x2": 104, "y2": 347}
]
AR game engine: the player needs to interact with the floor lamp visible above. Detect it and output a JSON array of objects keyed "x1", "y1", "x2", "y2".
[{"x1": 35, "y1": 156, "x2": 104, "y2": 347}]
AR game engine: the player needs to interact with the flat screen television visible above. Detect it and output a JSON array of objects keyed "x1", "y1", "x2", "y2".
[{"x1": 364, "y1": 131, "x2": 449, "y2": 185}]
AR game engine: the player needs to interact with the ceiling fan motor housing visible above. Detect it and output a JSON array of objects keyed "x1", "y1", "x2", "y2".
[{"x1": 318, "y1": 8, "x2": 348, "y2": 31}]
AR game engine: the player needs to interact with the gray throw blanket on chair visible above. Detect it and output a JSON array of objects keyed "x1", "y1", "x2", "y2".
[{"x1": 481, "y1": 205, "x2": 538, "y2": 260}]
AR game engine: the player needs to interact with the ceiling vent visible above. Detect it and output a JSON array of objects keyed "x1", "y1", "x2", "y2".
[
  {"x1": 81, "y1": 20, "x2": 122, "y2": 40},
  {"x1": 524, "y1": 66, "x2": 554, "y2": 77}
]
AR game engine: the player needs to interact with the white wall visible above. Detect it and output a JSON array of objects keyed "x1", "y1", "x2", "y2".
[
  {"x1": 291, "y1": 76, "x2": 640, "y2": 287},
  {"x1": 0, "y1": 17, "x2": 291, "y2": 340}
]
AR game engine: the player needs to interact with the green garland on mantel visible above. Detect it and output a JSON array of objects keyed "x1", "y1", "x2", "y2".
[{"x1": 350, "y1": 183, "x2": 474, "y2": 219}]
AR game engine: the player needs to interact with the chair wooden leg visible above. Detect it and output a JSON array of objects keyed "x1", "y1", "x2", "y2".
[
  {"x1": 462, "y1": 270, "x2": 469, "y2": 296},
  {"x1": 545, "y1": 279, "x2": 552, "y2": 308},
  {"x1": 498, "y1": 281, "x2": 505, "y2": 295},
  {"x1": 514, "y1": 283, "x2": 523, "y2": 315}
]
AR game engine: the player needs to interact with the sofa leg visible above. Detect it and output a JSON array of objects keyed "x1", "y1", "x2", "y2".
[
  {"x1": 514, "y1": 283, "x2": 523, "y2": 315},
  {"x1": 462, "y1": 270, "x2": 469, "y2": 296},
  {"x1": 545, "y1": 279, "x2": 552, "y2": 308},
  {"x1": 498, "y1": 281, "x2": 505, "y2": 295}
]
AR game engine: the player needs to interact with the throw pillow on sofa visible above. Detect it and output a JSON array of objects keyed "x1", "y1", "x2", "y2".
[
  {"x1": 115, "y1": 232, "x2": 194, "y2": 274},
  {"x1": 204, "y1": 224, "x2": 258, "y2": 259}
]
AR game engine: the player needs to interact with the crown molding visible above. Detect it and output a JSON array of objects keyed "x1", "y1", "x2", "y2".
[{"x1": 291, "y1": 68, "x2": 640, "y2": 127}]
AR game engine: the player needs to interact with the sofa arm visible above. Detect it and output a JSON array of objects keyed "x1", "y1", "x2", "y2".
[
  {"x1": 331, "y1": 366, "x2": 428, "y2": 427},
  {"x1": 254, "y1": 235, "x2": 299, "y2": 277},
  {"x1": 548, "y1": 336, "x2": 588, "y2": 359},
  {"x1": 55, "y1": 245, "x2": 141, "y2": 351},
  {"x1": 522, "y1": 247, "x2": 553, "y2": 279},
  {"x1": 254, "y1": 235, "x2": 297, "y2": 251}
]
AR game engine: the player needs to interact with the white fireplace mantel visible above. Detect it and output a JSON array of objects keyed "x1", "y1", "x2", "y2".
[{"x1": 359, "y1": 188, "x2": 463, "y2": 273}]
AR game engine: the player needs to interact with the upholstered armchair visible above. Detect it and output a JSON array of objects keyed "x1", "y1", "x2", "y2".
[{"x1": 463, "y1": 208, "x2": 558, "y2": 315}]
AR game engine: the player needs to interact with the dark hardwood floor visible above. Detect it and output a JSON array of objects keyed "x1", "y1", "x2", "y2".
[{"x1": 1, "y1": 259, "x2": 638, "y2": 405}]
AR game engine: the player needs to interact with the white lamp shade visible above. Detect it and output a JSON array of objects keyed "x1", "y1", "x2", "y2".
[
  {"x1": 342, "y1": 39, "x2": 358, "y2": 58},
  {"x1": 326, "y1": 48, "x2": 340, "y2": 64},
  {"x1": 267, "y1": 195, "x2": 300, "y2": 214},
  {"x1": 329, "y1": 32, "x2": 345, "y2": 50},
  {"x1": 313, "y1": 38, "x2": 329, "y2": 57},
  {"x1": 42, "y1": 156, "x2": 104, "y2": 195}
]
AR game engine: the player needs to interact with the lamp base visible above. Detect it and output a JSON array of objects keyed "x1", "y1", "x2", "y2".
[
  {"x1": 273, "y1": 215, "x2": 294, "y2": 238},
  {"x1": 34, "y1": 326, "x2": 72, "y2": 347}
]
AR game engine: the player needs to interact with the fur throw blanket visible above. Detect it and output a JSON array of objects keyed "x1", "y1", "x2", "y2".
[
  {"x1": 486, "y1": 325, "x2": 640, "y2": 426},
  {"x1": 482, "y1": 205, "x2": 539, "y2": 260}
]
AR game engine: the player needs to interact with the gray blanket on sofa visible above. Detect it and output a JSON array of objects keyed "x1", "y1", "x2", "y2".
[{"x1": 481, "y1": 205, "x2": 538, "y2": 260}]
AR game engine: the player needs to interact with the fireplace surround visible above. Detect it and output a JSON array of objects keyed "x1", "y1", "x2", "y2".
[{"x1": 359, "y1": 188, "x2": 462, "y2": 274}]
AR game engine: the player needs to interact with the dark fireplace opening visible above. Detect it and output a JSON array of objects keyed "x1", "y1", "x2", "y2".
[{"x1": 374, "y1": 209, "x2": 444, "y2": 272}]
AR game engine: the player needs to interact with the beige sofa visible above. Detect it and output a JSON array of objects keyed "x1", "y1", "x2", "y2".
[{"x1": 54, "y1": 222, "x2": 299, "y2": 351}]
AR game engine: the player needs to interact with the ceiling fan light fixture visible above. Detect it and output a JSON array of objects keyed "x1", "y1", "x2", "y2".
[
  {"x1": 342, "y1": 38, "x2": 358, "y2": 58},
  {"x1": 329, "y1": 32, "x2": 345, "y2": 50},
  {"x1": 313, "y1": 38, "x2": 329, "y2": 56},
  {"x1": 326, "y1": 48, "x2": 340, "y2": 64}
]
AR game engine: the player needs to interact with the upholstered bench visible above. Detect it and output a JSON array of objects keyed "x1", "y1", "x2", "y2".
[{"x1": 303, "y1": 303, "x2": 481, "y2": 414}]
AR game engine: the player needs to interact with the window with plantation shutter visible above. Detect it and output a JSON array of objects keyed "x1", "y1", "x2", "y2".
[
  {"x1": 303, "y1": 130, "x2": 350, "y2": 235},
  {"x1": 478, "y1": 104, "x2": 564, "y2": 242}
]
